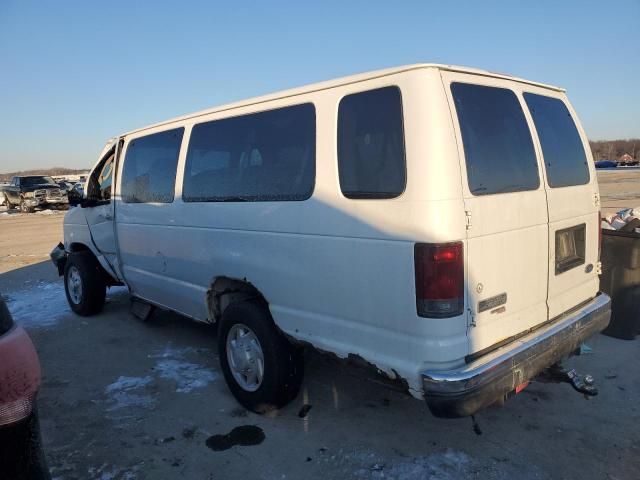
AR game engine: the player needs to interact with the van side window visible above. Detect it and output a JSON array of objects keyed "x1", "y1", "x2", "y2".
[
  {"x1": 87, "y1": 152, "x2": 115, "y2": 202},
  {"x1": 121, "y1": 128, "x2": 184, "y2": 203},
  {"x1": 451, "y1": 83, "x2": 539, "y2": 195},
  {"x1": 183, "y1": 103, "x2": 315, "y2": 202},
  {"x1": 337, "y1": 87, "x2": 406, "y2": 199},
  {"x1": 523, "y1": 93, "x2": 590, "y2": 188}
]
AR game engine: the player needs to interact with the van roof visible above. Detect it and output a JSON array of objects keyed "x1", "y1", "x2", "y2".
[{"x1": 123, "y1": 63, "x2": 565, "y2": 137}]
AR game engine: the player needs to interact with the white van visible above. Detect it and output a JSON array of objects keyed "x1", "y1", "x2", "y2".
[{"x1": 52, "y1": 64, "x2": 611, "y2": 417}]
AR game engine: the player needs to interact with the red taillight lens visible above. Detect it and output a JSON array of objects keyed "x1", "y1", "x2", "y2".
[
  {"x1": 414, "y1": 242, "x2": 464, "y2": 318},
  {"x1": 0, "y1": 394, "x2": 36, "y2": 427}
]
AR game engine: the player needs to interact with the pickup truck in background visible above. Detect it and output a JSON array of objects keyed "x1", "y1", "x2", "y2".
[{"x1": 0, "y1": 175, "x2": 69, "y2": 213}]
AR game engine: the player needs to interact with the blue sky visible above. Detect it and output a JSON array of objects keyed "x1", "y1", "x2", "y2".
[{"x1": 1, "y1": 0, "x2": 638, "y2": 171}]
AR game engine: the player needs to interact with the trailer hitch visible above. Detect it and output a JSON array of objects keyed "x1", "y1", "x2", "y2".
[{"x1": 537, "y1": 363, "x2": 598, "y2": 396}]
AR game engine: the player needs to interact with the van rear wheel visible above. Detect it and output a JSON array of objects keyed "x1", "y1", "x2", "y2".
[
  {"x1": 64, "y1": 252, "x2": 106, "y2": 316},
  {"x1": 218, "y1": 299, "x2": 303, "y2": 413}
]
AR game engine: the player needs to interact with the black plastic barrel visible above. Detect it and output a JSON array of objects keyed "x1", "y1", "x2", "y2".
[{"x1": 600, "y1": 229, "x2": 640, "y2": 339}]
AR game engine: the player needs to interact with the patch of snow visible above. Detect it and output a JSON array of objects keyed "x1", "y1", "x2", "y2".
[
  {"x1": 88, "y1": 463, "x2": 140, "y2": 480},
  {"x1": 35, "y1": 208, "x2": 64, "y2": 215},
  {"x1": 3, "y1": 281, "x2": 69, "y2": 329},
  {"x1": 105, "y1": 376, "x2": 155, "y2": 411},
  {"x1": 3, "y1": 282, "x2": 128, "y2": 330},
  {"x1": 381, "y1": 450, "x2": 471, "y2": 480},
  {"x1": 338, "y1": 448, "x2": 479, "y2": 480},
  {"x1": 0, "y1": 211, "x2": 20, "y2": 217},
  {"x1": 3, "y1": 283, "x2": 128, "y2": 330},
  {"x1": 105, "y1": 375, "x2": 154, "y2": 393},
  {"x1": 151, "y1": 344, "x2": 217, "y2": 393},
  {"x1": 155, "y1": 358, "x2": 218, "y2": 393},
  {"x1": 104, "y1": 345, "x2": 217, "y2": 412}
]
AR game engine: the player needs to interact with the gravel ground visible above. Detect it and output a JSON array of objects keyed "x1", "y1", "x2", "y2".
[
  {"x1": 597, "y1": 168, "x2": 640, "y2": 215},
  {"x1": 0, "y1": 171, "x2": 639, "y2": 479}
]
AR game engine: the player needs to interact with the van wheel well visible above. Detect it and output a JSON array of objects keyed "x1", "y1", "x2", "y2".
[
  {"x1": 207, "y1": 277, "x2": 265, "y2": 324},
  {"x1": 68, "y1": 242, "x2": 91, "y2": 253},
  {"x1": 67, "y1": 243, "x2": 120, "y2": 286}
]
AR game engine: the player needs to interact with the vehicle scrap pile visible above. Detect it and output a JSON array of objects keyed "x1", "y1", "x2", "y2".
[{"x1": 601, "y1": 207, "x2": 640, "y2": 233}]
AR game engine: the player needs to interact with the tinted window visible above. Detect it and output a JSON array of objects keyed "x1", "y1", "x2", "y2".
[
  {"x1": 22, "y1": 176, "x2": 57, "y2": 186},
  {"x1": 338, "y1": 87, "x2": 406, "y2": 199},
  {"x1": 451, "y1": 83, "x2": 539, "y2": 195},
  {"x1": 121, "y1": 128, "x2": 184, "y2": 203},
  {"x1": 183, "y1": 104, "x2": 315, "y2": 202},
  {"x1": 524, "y1": 93, "x2": 590, "y2": 188}
]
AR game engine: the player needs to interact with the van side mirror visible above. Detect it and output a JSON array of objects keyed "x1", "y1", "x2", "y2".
[{"x1": 80, "y1": 198, "x2": 99, "y2": 208}]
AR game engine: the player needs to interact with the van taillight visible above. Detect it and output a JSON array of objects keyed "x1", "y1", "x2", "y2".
[{"x1": 414, "y1": 242, "x2": 464, "y2": 318}]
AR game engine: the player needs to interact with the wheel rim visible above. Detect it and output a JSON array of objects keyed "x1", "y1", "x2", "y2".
[
  {"x1": 226, "y1": 323, "x2": 264, "y2": 392},
  {"x1": 67, "y1": 266, "x2": 83, "y2": 305}
]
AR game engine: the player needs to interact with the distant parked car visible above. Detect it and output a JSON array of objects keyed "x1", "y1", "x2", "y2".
[
  {"x1": 595, "y1": 160, "x2": 617, "y2": 169},
  {"x1": 56, "y1": 181, "x2": 74, "y2": 194},
  {"x1": 68, "y1": 182, "x2": 84, "y2": 201},
  {"x1": 0, "y1": 176, "x2": 69, "y2": 213},
  {"x1": 0, "y1": 297, "x2": 50, "y2": 479}
]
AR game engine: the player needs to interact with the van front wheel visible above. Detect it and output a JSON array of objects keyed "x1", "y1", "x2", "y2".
[
  {"x1": 218, "y1": 300, "x2": 303, "y2": 413},
  {"x1": 64, "y1": 252, "x2": 106, "y2": 316}
]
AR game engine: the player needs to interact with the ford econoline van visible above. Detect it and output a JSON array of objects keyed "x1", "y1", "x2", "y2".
[{"x1": 52, "y1": 64, "x2": 611, "y2": 417}]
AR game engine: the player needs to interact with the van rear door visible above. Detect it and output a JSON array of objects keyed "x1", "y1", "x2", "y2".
[
  {"x1": 522, "y1": 91, "x2": 600, "y2": 319},
  {"x1": 441, "y1": 72, "x2": 550, "y2": 355}
]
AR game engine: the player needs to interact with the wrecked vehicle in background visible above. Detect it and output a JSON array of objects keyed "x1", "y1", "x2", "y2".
[
  {"x1": 0, "y1": 175, "x2": 69, "y2": 213},
  {"x1": 51, "y1": 64, "x2": 610, "y2": 418},
  {"x1": 0, "y1": 297, "x2": 50, "y2": 479}
]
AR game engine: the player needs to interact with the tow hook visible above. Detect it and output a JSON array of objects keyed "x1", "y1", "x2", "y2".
[{"x1": 538, "y1": 363, "x2": 598, "y2": 396}]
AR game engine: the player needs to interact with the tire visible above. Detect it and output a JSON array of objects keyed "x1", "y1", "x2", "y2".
[
  {"x1": 64, "y1": 251, "x2": 106, "y2": 316},
  {"x1": 218, "y1": 299, "x2": 303, "y2": 413},
  {"x1": 19, "y1": 198, "x2": 34, "y2": 213}
]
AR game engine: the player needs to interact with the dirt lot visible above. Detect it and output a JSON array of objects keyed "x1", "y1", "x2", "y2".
[
  {"x1": 597, "y1": 168, "x2": 640, "y2": 215},
  {"x1": 0, "y1": 172, "x2": 639, "y2": 480}
]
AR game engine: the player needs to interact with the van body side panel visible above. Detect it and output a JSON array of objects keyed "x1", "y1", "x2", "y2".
[
  {"x1": 441, "y1": 71, "x2": 551, "y2": 354},
  {"x1": 112, "y1": 70, "x2": 469, "y2": 394}
]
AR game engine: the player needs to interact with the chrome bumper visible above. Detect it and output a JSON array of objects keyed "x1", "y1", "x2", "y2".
[
  {"x1": 37, "y1": 197, "x2": 68, "y2": 205},
  {"x1": 422, "y1": 293, "x2": 611, "y2": 418}
]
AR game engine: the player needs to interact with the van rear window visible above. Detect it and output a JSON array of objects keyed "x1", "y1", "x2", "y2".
[
  {"x1": 183, "y1": 103, "x2": 315, "y2": 202},
  {"x1": 451, "y1": 83, "x2": 539, "y2": 195},
  {"x1": 121, "y1": 128, "x2": 184, "y2": 203},
  {"x1": 524, "y1": 93, "x2": 590, "y2": 188},
  {"x1": 337, "y1": 87, "x2": 406, "y2": 199}
]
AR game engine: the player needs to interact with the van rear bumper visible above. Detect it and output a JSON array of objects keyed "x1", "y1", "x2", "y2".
[{"x1": 422, "y1": 293, "x2": 611, "y2": 418}]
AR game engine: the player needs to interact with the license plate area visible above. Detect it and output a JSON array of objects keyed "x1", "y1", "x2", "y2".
[{"x1": 555, "y1": 223, "x2": 586, "y2": 275}]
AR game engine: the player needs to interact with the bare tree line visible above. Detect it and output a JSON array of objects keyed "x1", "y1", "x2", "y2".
[
  {"x1": 0, "y1": 167, "x2": 89, "y2": 182},
  {"x1": 590, "y1": 139, "x2": 639, "y2": 161}
]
